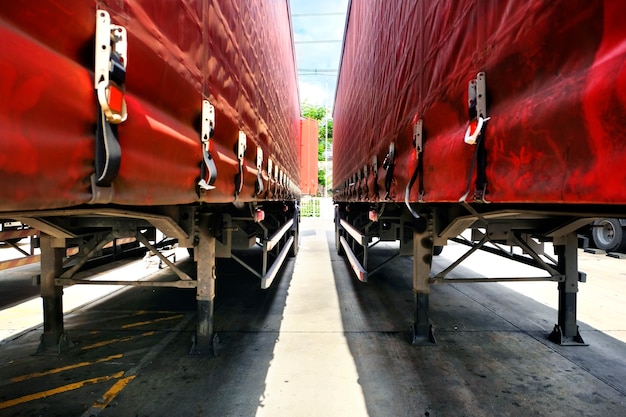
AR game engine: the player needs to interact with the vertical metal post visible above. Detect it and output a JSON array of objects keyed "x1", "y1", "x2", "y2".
[
  {"x1": 190, "y1": 214, "x2": 220, "y2": 355},
  {"x1": 410, "y1": 215, "x2": 436, "y2": 344},
  {"x1": 37, "y1": 234, "x2": 67, "y2": 353},
  {"x1": 549, "y1": 232, "x2": 586, "y2": 345}
]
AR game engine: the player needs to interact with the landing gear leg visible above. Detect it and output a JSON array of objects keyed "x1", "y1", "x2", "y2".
[
  {"x1": 549, "y1": 232, "x2": 586, "y2": 346},
  {"x1": 190, "y1": 215, "x2": 220, "y2": 356},
  {"x1": 410, "y1": 215, "x2": 436, "y2": 345},
  {"x1": 37, "y1": 234, "x2": 68, "y2": 354}
]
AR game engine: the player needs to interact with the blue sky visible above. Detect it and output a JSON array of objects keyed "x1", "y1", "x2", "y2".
[{"x1": 289, "y1": 0, "x2": 349, "y2": 110}]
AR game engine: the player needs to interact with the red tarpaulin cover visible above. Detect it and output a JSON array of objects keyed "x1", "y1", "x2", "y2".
[
  {"x1": 0, "y1": 0, "x2": 301, "y2": 212},
  {"x1": 333, "y1": 0, "x2": 626, "y2": 205}
]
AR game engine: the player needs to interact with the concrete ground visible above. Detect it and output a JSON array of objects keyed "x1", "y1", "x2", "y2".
[{"x1": 0, "y1": 217, "x2": 625, "y2": 416}]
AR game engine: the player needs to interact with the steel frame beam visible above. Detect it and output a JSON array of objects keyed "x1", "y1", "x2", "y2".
[
  {"x1": 336, "y1": 203, "x2": 589, "y2": 348},
  {"x1": 410, "y1": 214, "x2": 437, "y2": 345},
  {"x1": 37, "y1": 234, "x2": 68, "y2": 354},
  {"x1": 549, "y1": 232, "x2": 586, "y2": 345},
  {"x1": 190, "y1": 214, "x2": 219, "y2": 356}
]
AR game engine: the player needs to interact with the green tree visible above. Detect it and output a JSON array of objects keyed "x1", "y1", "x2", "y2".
[
  {"x1": 301, "y1": 102, "x2": 327, "y2": 121},
  {"x1": 318, "y1": 169, "x2": 326, "y2": 188}
]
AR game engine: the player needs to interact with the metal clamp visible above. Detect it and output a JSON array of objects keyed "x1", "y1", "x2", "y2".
[
  {"x1": 198, "y1": 100, "x2": 217, "y2": 191},
  {"x1": 255, "y1": 147, "x2": 264, "y2": 196},
  {"x1": 413, "y1": 118, "x2": 423, "y2": 155},
  {"x1": 93, "y1": 9, "x2": 126, "y2": 190},
  {"x1": 235, "y1": 131, "x2": 247, "y2": 196},
  {"x1": 382, "y1": 142, "x2": 396, "y2": 199},
  {"x1": 464, "y1": 72, "x2": 489, "y2": 145},
  {"x1": 406, "y1": 119, "x2": 423, "y2": 216},
  {"x1": 95, "y1": 10, "x2": 127, "y2": 124}
]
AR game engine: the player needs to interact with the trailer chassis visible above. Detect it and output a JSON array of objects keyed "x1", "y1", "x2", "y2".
[
  {"x1": 7, "y1": 202, "x2": 298, "y2": 355},
  {"x1": 335, "y1": 202, "x2": 592, "y2": 346}
]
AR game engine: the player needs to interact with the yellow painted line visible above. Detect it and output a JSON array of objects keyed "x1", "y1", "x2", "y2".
[
  {"x1": 81, "y1": 331, "x2": 155, "y2": 350},
  {"x1": 90, "y1": 375, "x2": 136, "y2": 410},
  {"x1": 0, "y1": 371, "x2": 124, "y2": 410},
  {"x1": 132, "y1": 310, "x2": 178, "y2": 315},
  {"x1": 81, "y1": 335, "x2": 134, "y2": 350},
  {"x1": 11, "y1": 354, "x2": 123, "y2": 383},
  {"x1": 121, "y1": 314, "x2": 184, "y2": 329}
]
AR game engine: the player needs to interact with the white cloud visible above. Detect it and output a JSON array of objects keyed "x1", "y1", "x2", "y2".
[
  {"x1": 289, "y1": 0, "x2": 349, "y2": 109},
  {"x1": 299, "y1": 81, "x2": 330, "y2": 108}
]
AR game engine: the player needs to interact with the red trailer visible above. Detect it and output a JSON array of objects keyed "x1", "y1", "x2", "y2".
[
  {"x1": 0, "y1": 1, "x2": 301, "y2": 355},
  {"x1": 300, "y1": 117, "x2": 319, "y2": 196},
  {"x1": 333, "y1": 0, "x2": 626, "y2": 345}
]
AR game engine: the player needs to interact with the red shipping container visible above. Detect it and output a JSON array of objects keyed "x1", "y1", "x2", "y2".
[{"x1": 300, "y1": 118, "x2": 319, "y2": 196}]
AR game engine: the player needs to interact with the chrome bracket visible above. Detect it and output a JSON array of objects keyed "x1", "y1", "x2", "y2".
[
  {"x1": 413, "y1": 118, "x2": 423, "y2": 156},
  {"x1": 255, "y1": 147, "x2": 264, "y2": 196},
  {"x1": 95, "y1": 9, "x2": 127, "y2": 124},
  {"x1": 235, "y1": 131, "x2": 247, "y2": 196},
  {"x1": 198, "y1": 100, "x2": 217, "y2": 191}
]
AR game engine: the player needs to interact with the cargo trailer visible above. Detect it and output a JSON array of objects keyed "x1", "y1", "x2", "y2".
[
  {"x1": 0, "y1": 0, "x2": 301, "y2": 355},
  {"x1": 333, "y1": 0, "x2": 626, "y2": 345}
]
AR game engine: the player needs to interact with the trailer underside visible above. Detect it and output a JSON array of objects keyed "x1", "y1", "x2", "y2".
[
  {"x1": 5, "y1": 202, "x2": 299, "y2": 355},
  {"x1": 333, "y1": 202, "x2": 626, "y2": 346}
]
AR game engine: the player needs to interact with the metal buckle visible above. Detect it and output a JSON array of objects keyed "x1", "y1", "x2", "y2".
[{"x1": 95, "y1": 10, "x2": 127, "y2": 124}]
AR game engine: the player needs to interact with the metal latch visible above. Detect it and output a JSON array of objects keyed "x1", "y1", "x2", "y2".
[
  {"x1": 198, "y1": 100, "x2": 217, "y2": 191},
  {"x1": 413, "y1": 118, "x2": 423, "y2": 156},
  {"x1": 382, "y1": 142, "x2": 395, "y2": 199},
  {"x1": 464, "y1": 72, "x2": 489, "y2": 145},
  {"x1": 92, "y1": 9, "x2": 126, "y2": 192},
  {"x1": 95, "y1": 10, "x2": 127, "y2": 124},
  {"x1": 235, "y1": 131, "x2": 247, "y2": 196},
  {"x1": 274, "y1": 163, "x2": 279, "y2": 195},
  {"x1": 255, "y1": 147, "x2": 264, "y2": 196}
]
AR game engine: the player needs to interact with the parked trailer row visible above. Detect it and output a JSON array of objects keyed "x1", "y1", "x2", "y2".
[
  {"x1": 333, "y1": 0, "x2": 626, "y2": 345},
  {"x1": 0, "y1": 1, "x2": 302, "y2": 355}
]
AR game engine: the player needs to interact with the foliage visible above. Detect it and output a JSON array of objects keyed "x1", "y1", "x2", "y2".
[
  {"x1": 318, "y1": 119, "x2": 333, "y2": 144},
  {"x1": 301, "y1": 102, "x2": 327, "y2": 121},
  {"x1": 318, "y1": 169, "x2": 326, "y2": 187}
]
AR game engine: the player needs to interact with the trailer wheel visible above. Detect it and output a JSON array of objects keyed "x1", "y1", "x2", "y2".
[
  {"x1": 591, "y1": 218, "x2": 626, "y2": 253},
  {"x1": 433, "y1": 246, "x2": 443, "y2": 256}
]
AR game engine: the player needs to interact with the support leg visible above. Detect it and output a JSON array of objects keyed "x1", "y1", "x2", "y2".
[
  {"x1": 190, "y1": 215, "x2": 220, "y2": 356},
  {"x1": 37, "y1": 234, "x2": 68, "y2": 353},
  {"x1": 410, "y1": 215, "x2": 436, "y2": 345},
  {"x1": 549, "y1": 232, "x2": 586, "y2": 345}
]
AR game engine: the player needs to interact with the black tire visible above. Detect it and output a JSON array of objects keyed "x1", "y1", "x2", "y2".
[
  {"x1": 433, "y1": 245, "x2": 443, "y2": 256},
  {"x1": 591, "y1": 218, "x2": 626, "y2": 252}
]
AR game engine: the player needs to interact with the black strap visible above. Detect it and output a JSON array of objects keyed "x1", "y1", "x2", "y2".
[
  {"x1": 95, "y1": 107, "x2": 121, "y2": 187},
  {"x1": 475, "y1": 129, "x2": 487, "y2": 198}
]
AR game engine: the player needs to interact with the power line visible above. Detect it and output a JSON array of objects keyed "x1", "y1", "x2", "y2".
[
  {"x1": 292, "y1": 12, "x2": 345, "y2": 17},
  {"x1": 294, "y1": 40, "x2": 342, "y2": 44},
  {"x1": 298, "y1": 69, "x2": 337, "y2": 73}
]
